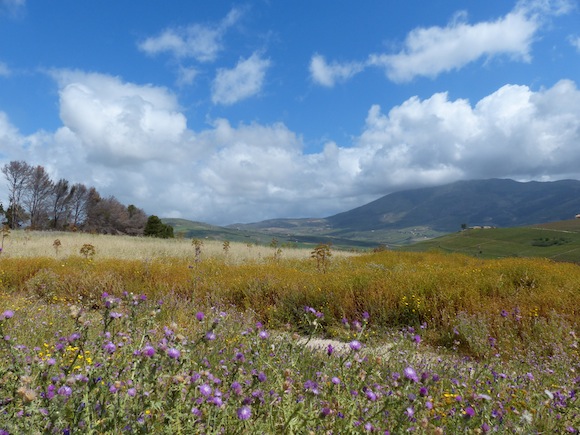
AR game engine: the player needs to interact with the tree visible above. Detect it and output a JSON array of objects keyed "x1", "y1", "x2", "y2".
[
  {"x1": 24, "y1": 165, "x2": 53, "y2": 229},
  {"x1": 68, "y1": 183, "x2": 90, "y2": 229},
  {"x1": 2, "y1": 161, "x2": 32, "y2": 229},
  {"x1": 144, "y1": 215, "x2": 174, "y2": 238},
  {"x1": 125, "y1": 204, "x2": 148, "y2": 236},
  {"x1": 50, "y1": 178, "x2": 74, "y2": 230}
]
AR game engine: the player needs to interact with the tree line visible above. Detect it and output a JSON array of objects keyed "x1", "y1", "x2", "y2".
[{"x1": 1, "y1": 160, "x2": 149, "y2": 235}]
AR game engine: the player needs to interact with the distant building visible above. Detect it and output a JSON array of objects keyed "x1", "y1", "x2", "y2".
[{"x1": 576, "y1": 214, "x2": 580, "y2": 219}]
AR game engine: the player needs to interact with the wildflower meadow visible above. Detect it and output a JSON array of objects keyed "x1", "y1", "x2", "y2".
[{"x1": 0, "y1": 231, "x2": 578, "y2": 433}]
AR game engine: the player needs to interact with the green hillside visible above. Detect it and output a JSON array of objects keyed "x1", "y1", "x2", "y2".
[
  {"x1": 398, "y1": 219, "x2": 580, "y2": 262},
  {"x1": 162, "y1": 218, "x2": 378, "y2": 250}
]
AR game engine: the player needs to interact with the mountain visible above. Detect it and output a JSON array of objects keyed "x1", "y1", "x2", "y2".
[
  {"x1": 325, "y1": 178, "x2": 580, "y2": 232},
  {"x1": 228, "y1": 179, "x2": 580, "y2": 246}
]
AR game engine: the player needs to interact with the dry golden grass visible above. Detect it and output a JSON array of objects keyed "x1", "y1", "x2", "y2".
[{"x1": 0, "y1": 230, "x2": 357, "y2": 263}]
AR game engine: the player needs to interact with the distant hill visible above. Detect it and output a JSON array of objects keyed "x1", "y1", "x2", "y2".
[
  {"x1": 229, "y1": 179, "x2": 580, "y2": 245},
  {"x1": 398, "y1": 219, "x2": 580, "y2": 262},
  {"x1": 325, "y1": 178, "x2": 580, "y2": 232},
  {"x1": 167, "y1": 179, "x2": 580, "y2": 248}
]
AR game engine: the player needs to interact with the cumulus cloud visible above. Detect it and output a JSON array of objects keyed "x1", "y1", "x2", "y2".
[
  {"x1": 2, "y1": 71, "x2": 580, "y2": 224},
  {"x1": 52, "y1": 70, "x2": 191, "y2": 166},
  {"x1": 353, "y1": 79, "x2": 580, "y2": 192},
  {"x1": 312, "y1": 0, "x2": 572, "y2": 85},
  {"x1": 369, "y1": 9, "x2": 538, "y2": 82},
  {"x1": 137, "y1": 8, "x2": 242, "y2": 62},
  {"x1": 211, "y1": 53, "x2": 271, "y2": 105},
  {"x1": 309, "y1": 54, "x2": 365, "y2": 87}
]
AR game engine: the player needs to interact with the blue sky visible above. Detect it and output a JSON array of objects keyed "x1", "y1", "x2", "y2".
[{"x1": 1, "y1": 0, "x2": 580, "y2": 224}]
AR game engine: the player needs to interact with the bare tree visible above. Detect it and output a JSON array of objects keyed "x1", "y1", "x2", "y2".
[
  {"x1": 68, "y1": 183, "x2": 90, "y2": 229},
  {"x1": 24, "y1": 165, "x2": 54, "y2": 229},
  {"x1": 2, "y1": 161, "x2": 32, "y2": 229},
  {"x1": 50, "y1": 178, "x2": 75, "y2": 230},
  {"x1": 125, "y1": 204, "x2": 147, "y2": 235}
]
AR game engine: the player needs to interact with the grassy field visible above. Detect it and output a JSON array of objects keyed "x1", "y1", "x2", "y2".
[
  {"x1": 0, "y1": 230, "x2": 358, "y2": 263},
  {"x1": 398, "y1": 219, "x2": 580, "y2": 262},
  {"x1": 0, "y1": 231, "x2": 578, "y2": 433}
]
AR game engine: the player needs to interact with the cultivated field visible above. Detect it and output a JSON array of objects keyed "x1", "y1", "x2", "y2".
[{"x1": 0, "y1": 231, "x2": 578, "y2": 433}]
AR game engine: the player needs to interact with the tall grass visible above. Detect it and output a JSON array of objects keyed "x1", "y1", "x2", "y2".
[
  {"x1": 0, "y1": 231, "x2": 578, "y2": 432},
  {"x1": 0, "y1": 230, "x2": 357, "y2": 263}
]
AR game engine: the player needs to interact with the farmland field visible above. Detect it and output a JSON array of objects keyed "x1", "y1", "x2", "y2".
[{"x1": 0, "y1": 231, "x2": 578, "y2": 433}]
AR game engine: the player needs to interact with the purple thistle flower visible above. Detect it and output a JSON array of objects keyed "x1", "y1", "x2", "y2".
[
  {"x1": 127, "y1": 388, "x2": 136, "y2": 397},
  {"x1": 464, "y1": 406, "x2": 475, "y2": 418},
  {"x1": 405, "y1": 407, "x2": 414, "y2": 419},
  {"x1": 142, "y1": 345, "x2": 155, "y2": 357},
  {"x1": 57, "y1": 386, "x2": 72, "y2": 397},
  {"x1": 231, "y1": 381, "x2": 242, "y2": 395},
  {"x1": 257, "y1": 372, "x2": 267, "y2": 382},
  {"x1": 1, "y1": 310, "x2": 14, "y2": 320},
  {"x1": 167, "y1": 348, "x2": 181, "y2": 359},
  {"x1": 331, "y1": 376, "x2": 341, "y2": 385},
  {"x1": 199, "y1": 384, "x2": 212, "y2": 397},
  {"x1": 349, "y1": 340, "x2": 362, "y2": 351},
  {"x1": 413, "y1": 334, "x2": 421, "y2": 344},
  {"x1": 258, "y1": 330, "x2": 269, "y2": 339},
  {"x1": 365, "y1": 390, "x2": 377, "y2": 401},
  {"x1": 103, "y1": 342, "x2": 116, "y2": 354},
  {"x1": 237, "y1": 405, "x2": 252, "y2": 421},
  {"x1": 327, "y1": 344, "x2": 334, "y2": 356},
  {"x1": 110, "y1": 312, "x2": 122, "y2": 319},
  {"x1": 196, "y1": 312, "x2": 205, "y2": 321},
  {"x1": 205, "y1": 331, "x2": 216, "y2": 341},
  {"x1": 404, "y1": 367, "x2": 419, "y2": 383}
]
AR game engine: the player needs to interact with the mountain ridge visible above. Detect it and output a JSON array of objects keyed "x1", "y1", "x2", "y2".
[{"x1": 168, "y1": 179, "x2": 580, "y2": 247}]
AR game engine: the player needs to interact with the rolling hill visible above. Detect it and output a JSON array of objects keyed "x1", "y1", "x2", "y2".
[
  {"x1": 398, "y1": 219, "x2": 580, "y2": 262},
  {"x1": 165, "y1": 179, "x2": 580, "y2": 249},
  {"x1": 226, "y1": 179, "x2": 580, "y2": 246}
]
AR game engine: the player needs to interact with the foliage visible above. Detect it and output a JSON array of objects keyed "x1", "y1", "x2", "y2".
[
  {"x1": 1, "y1": 160, "x2": 147, "y2": 234},
  {"x1": 0, "y1": 292, "x2": 577, "y2": 433},
  {"x1": 0, "y1": 232, "x2": 578, "y2": 431},
  {"x1": 144, "y1": 215, "x2": 174, "y2": 239},
  {"x1": 400, "y1": 224, "x2": 580, "y2": 262},
  {"x1": 311, "y1": 243, "x2": 332, "y2": 272},
  {"x1": 79, "y1": 243, "x2": 96, "y2": 259}
]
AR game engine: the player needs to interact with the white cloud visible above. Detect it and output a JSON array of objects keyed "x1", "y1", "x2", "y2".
[
  {"x1": 52, "y1": 70, "x2": 190, "y2": 166},
  {"x1": 2, "y1": 72, "x2": 580, "y2": 224},
  {"x1": 309, "y1": 54, "x2": 365, "y2": 87},
  {"x1": 0, "y1": 0, "x2": 25, "y2": 15},
  {"x1": 137, "y1": 7, "x2": 242, "y2": 62},
  {"x1": 569, "y1": 35, "x2": 580, "y2": 52},
  {"x1": 369, "y1": 9, "x2": 538, "y2": 82},
  {"x1": 312, "y1": 1, "x2": 572, "y2": 85},
  {"x1": 0, "y1": 62, "x2": 10, "y2": 77},
  {"x1": 353, "y1": 79, "x2": 580, "y2": 191},
  {"x1": 176, "y1": 65, "x2": 198, "y2": 87},
  {"x1": 211, "y1": 53, "x2": 271, "y2": 105}
]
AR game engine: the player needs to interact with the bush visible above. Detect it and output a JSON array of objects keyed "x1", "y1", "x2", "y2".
[{"x1": 143, "y1": 215, "x2": 174, "y2": 239}]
